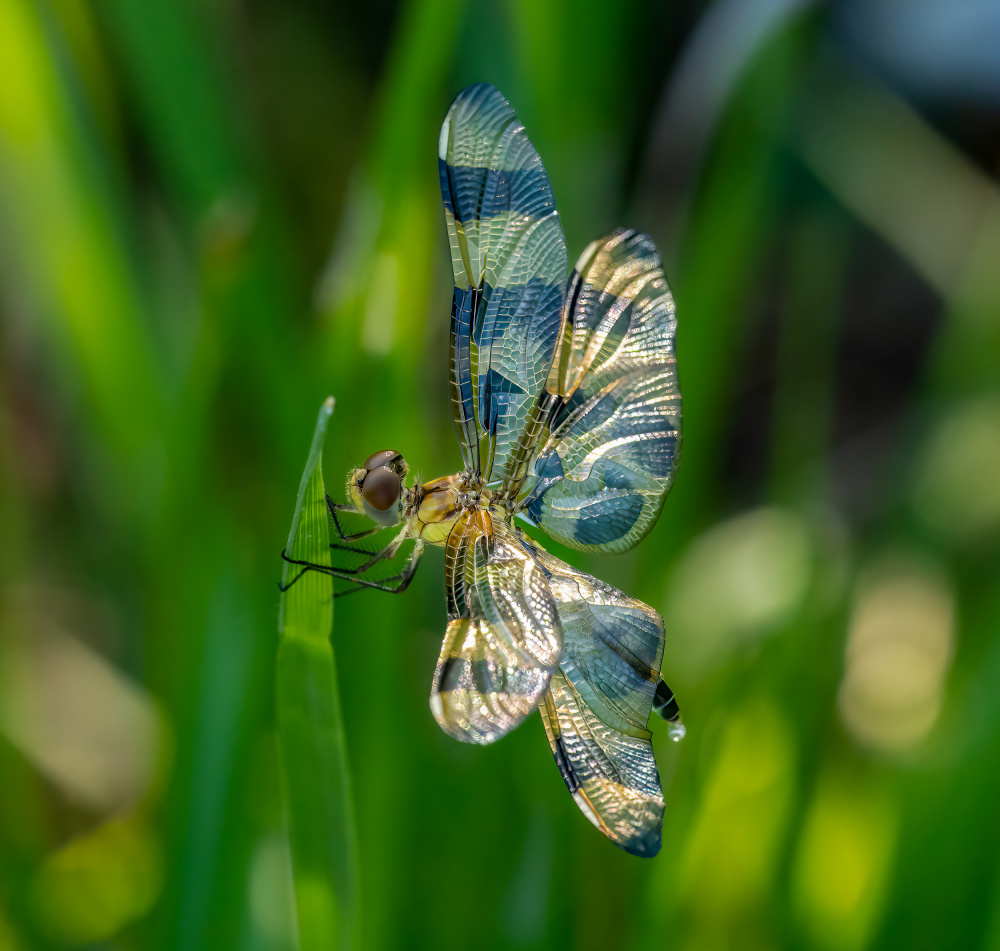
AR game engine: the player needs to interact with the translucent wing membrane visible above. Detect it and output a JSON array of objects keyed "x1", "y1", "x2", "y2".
[
  {"x1": 434, "y1": 87, "x2": 679, "y2": 854},
  {"x1": 529, "y1": 541, "x2": 667, "y2": 857},
  {"x1": 518, "y1": 229, "x2": 681, "y2": 552},
  {"x1": 439, "y1": 83, "x2": 568, "y2": 481},
  {"x1": 431, "y1": 513, "x2": 562, "y2": 744}
]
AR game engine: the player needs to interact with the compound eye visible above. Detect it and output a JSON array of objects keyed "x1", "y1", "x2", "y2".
[
  {"x1": 362, "y1": 466, "x2": 401, "y2": 512},
  {"x1": 365, "y1": 449, "x2": 402, "y2": 472}
]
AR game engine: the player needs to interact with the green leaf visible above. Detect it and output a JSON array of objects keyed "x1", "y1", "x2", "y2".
[{"x1": 278, "y1": 397, "x2": 360, "y2": 950}]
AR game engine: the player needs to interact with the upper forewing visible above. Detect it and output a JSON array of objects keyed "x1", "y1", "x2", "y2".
[
  {"x1": 517, "y1": 229, "x2": 680, "y2": 552},
  {"x1": 439, "y1": 84, "x2": 568, "y2": 480},
  {"x1": 431, "y1": 512, "x2": 561, "y2": 744},
  {"x1": 534, "y1": 544, "x2": 667, "y2": 857}
]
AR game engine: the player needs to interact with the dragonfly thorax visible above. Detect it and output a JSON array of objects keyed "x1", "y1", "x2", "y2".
[
  {"x1": 456, "y1": 475, "x2": 492, "y2": 511},
  {"x1": 402, "y1": 473, "x2": 501, "y2": 546}
]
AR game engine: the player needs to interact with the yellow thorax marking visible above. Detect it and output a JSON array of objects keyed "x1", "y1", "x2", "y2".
[{"x1": 408, "y1": 473, "x2": 498, "y2": 545}]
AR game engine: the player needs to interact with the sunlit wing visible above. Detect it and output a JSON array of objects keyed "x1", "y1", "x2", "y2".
[
  {"x1": 430, "y1": 511, "x2": 562, "y2": 744},
  {"x1": 516, "y1": 229, "x2": 680, "y2": 552},
  {"x1": 529, "y1": 541, "x2": 667, "y2": 856},
  {"x1": 439, "y1": 83, "x2": 568, "y2": 482}
]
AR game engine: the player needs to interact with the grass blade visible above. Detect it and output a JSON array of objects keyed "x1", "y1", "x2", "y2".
[{"x1": 278, "y1": 397, "x2": 360, "y2": 950}]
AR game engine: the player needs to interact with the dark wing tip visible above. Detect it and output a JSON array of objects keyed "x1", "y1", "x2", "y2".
[{"x1": 621, "y1": 829, "x2": 663, "y2": 858}]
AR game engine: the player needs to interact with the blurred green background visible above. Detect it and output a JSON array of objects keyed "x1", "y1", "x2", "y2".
[{"x1": 2, "y1": 0, "x2": 1000, "y2": 949}]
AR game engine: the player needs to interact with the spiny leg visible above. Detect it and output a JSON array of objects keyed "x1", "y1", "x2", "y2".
[
  {"x1": 282, "y1": 521, "x2": 407, "y2": 586},
  {"x1": 278, "y1": 565, "x2": 313, "y2": 592},
  {"x1": 330, "y1": 542, "x2": 378, "y2": 557},
  {"x1": 333, "y1": 545, "x2": 424, "y2": 598},
  {"x1": 280, "y1": 531, "x2": 408, "y2": 578},
  {"x1": 332, "y1": 570, "x2": 406, "y2": 598},
  {"x1": 280, "y1": 539, "x2": 424, "y2": 596},
  {"x1": 279, "y1": 546, "x2": 390, "y2": 585},
  {"x1": 325, "y1": 494, "x2": 383, "y2": 544},
  {"x1": 280, "y1": 566, "x2": 405, "y2": 596},
  {"x1": 330, "y1": 526, "x2": 409, "y2": 576},
  {"x1": 281, "y1": 525, "x2": 415, "y2": 581}
]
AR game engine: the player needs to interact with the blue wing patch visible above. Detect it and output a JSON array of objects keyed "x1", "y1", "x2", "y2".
[
  {"x1": 439, "y1": 84, "x2": 568, "y2": 479},
  {"x1": 518, "y1": 229, "x2": 681, "y2": 553}
]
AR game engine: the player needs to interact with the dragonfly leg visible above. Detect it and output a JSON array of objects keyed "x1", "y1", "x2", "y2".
[
  {"x1": 280, "y1": 544, "x2": 390, "y2": 581},
  {"x1": 330, "y1": 526, "x2": 410, "y2": 575},
  {"x1": 280, "y1": 525, "x2": 412, "y2": 585},
  {"x1": 280, "y1": 522, "x2": 406, "y2": 587},
  {"x1": 333, "y1": 542, "x2": 424, "y2": 598},
  {"x1": 280, "y1": 539, "x2": 424, "y2": 595},
  {"x1": 333, "y1": 569, "x2": 405, "y2": 596},
  {"x1": 325, "y1": 494, "x2": 382, "y2": 544},
  {"x1": 329, "y1": 541, "x2": 378, "y2": 557},
  {"x1": 278, "y1": 565, "x2": 313, "y2": 592}
]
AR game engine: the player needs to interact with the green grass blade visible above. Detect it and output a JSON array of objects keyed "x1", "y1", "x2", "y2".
[{"x1": 278, "y1": 397, "x2": 360, "y2": 951}]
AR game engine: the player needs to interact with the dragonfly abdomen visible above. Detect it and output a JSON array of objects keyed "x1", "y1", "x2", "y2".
[{"x1": 652, "y1": 679, "x2": 680, "y2": 722}]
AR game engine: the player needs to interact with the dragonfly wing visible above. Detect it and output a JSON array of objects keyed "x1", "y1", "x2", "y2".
[
  {"x1": 532, "y1": 542, "x2": 667, "y2": 856},
  {"x1": 431, "y1": 511, "x2": 562, "y2": 744},
  {"x1": 439, "y1": 83, "x2": 568, "y2": 480},
  {"x1": 519, "y1": 229, "x2": 680, "y2": 552}
]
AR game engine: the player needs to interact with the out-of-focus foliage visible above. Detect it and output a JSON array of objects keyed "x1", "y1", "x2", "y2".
[{"x1": 0, "y1": 0, "x2": 998, "y2": 949}]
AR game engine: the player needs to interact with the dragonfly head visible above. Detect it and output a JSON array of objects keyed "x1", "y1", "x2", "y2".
[{"x1": 347, "y1": 450, "x2": 408, "y2": 527}]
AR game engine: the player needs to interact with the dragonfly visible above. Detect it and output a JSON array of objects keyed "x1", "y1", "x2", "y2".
[{"x1": 284, "y1": 83, "x2": 683, "y2": 857}]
